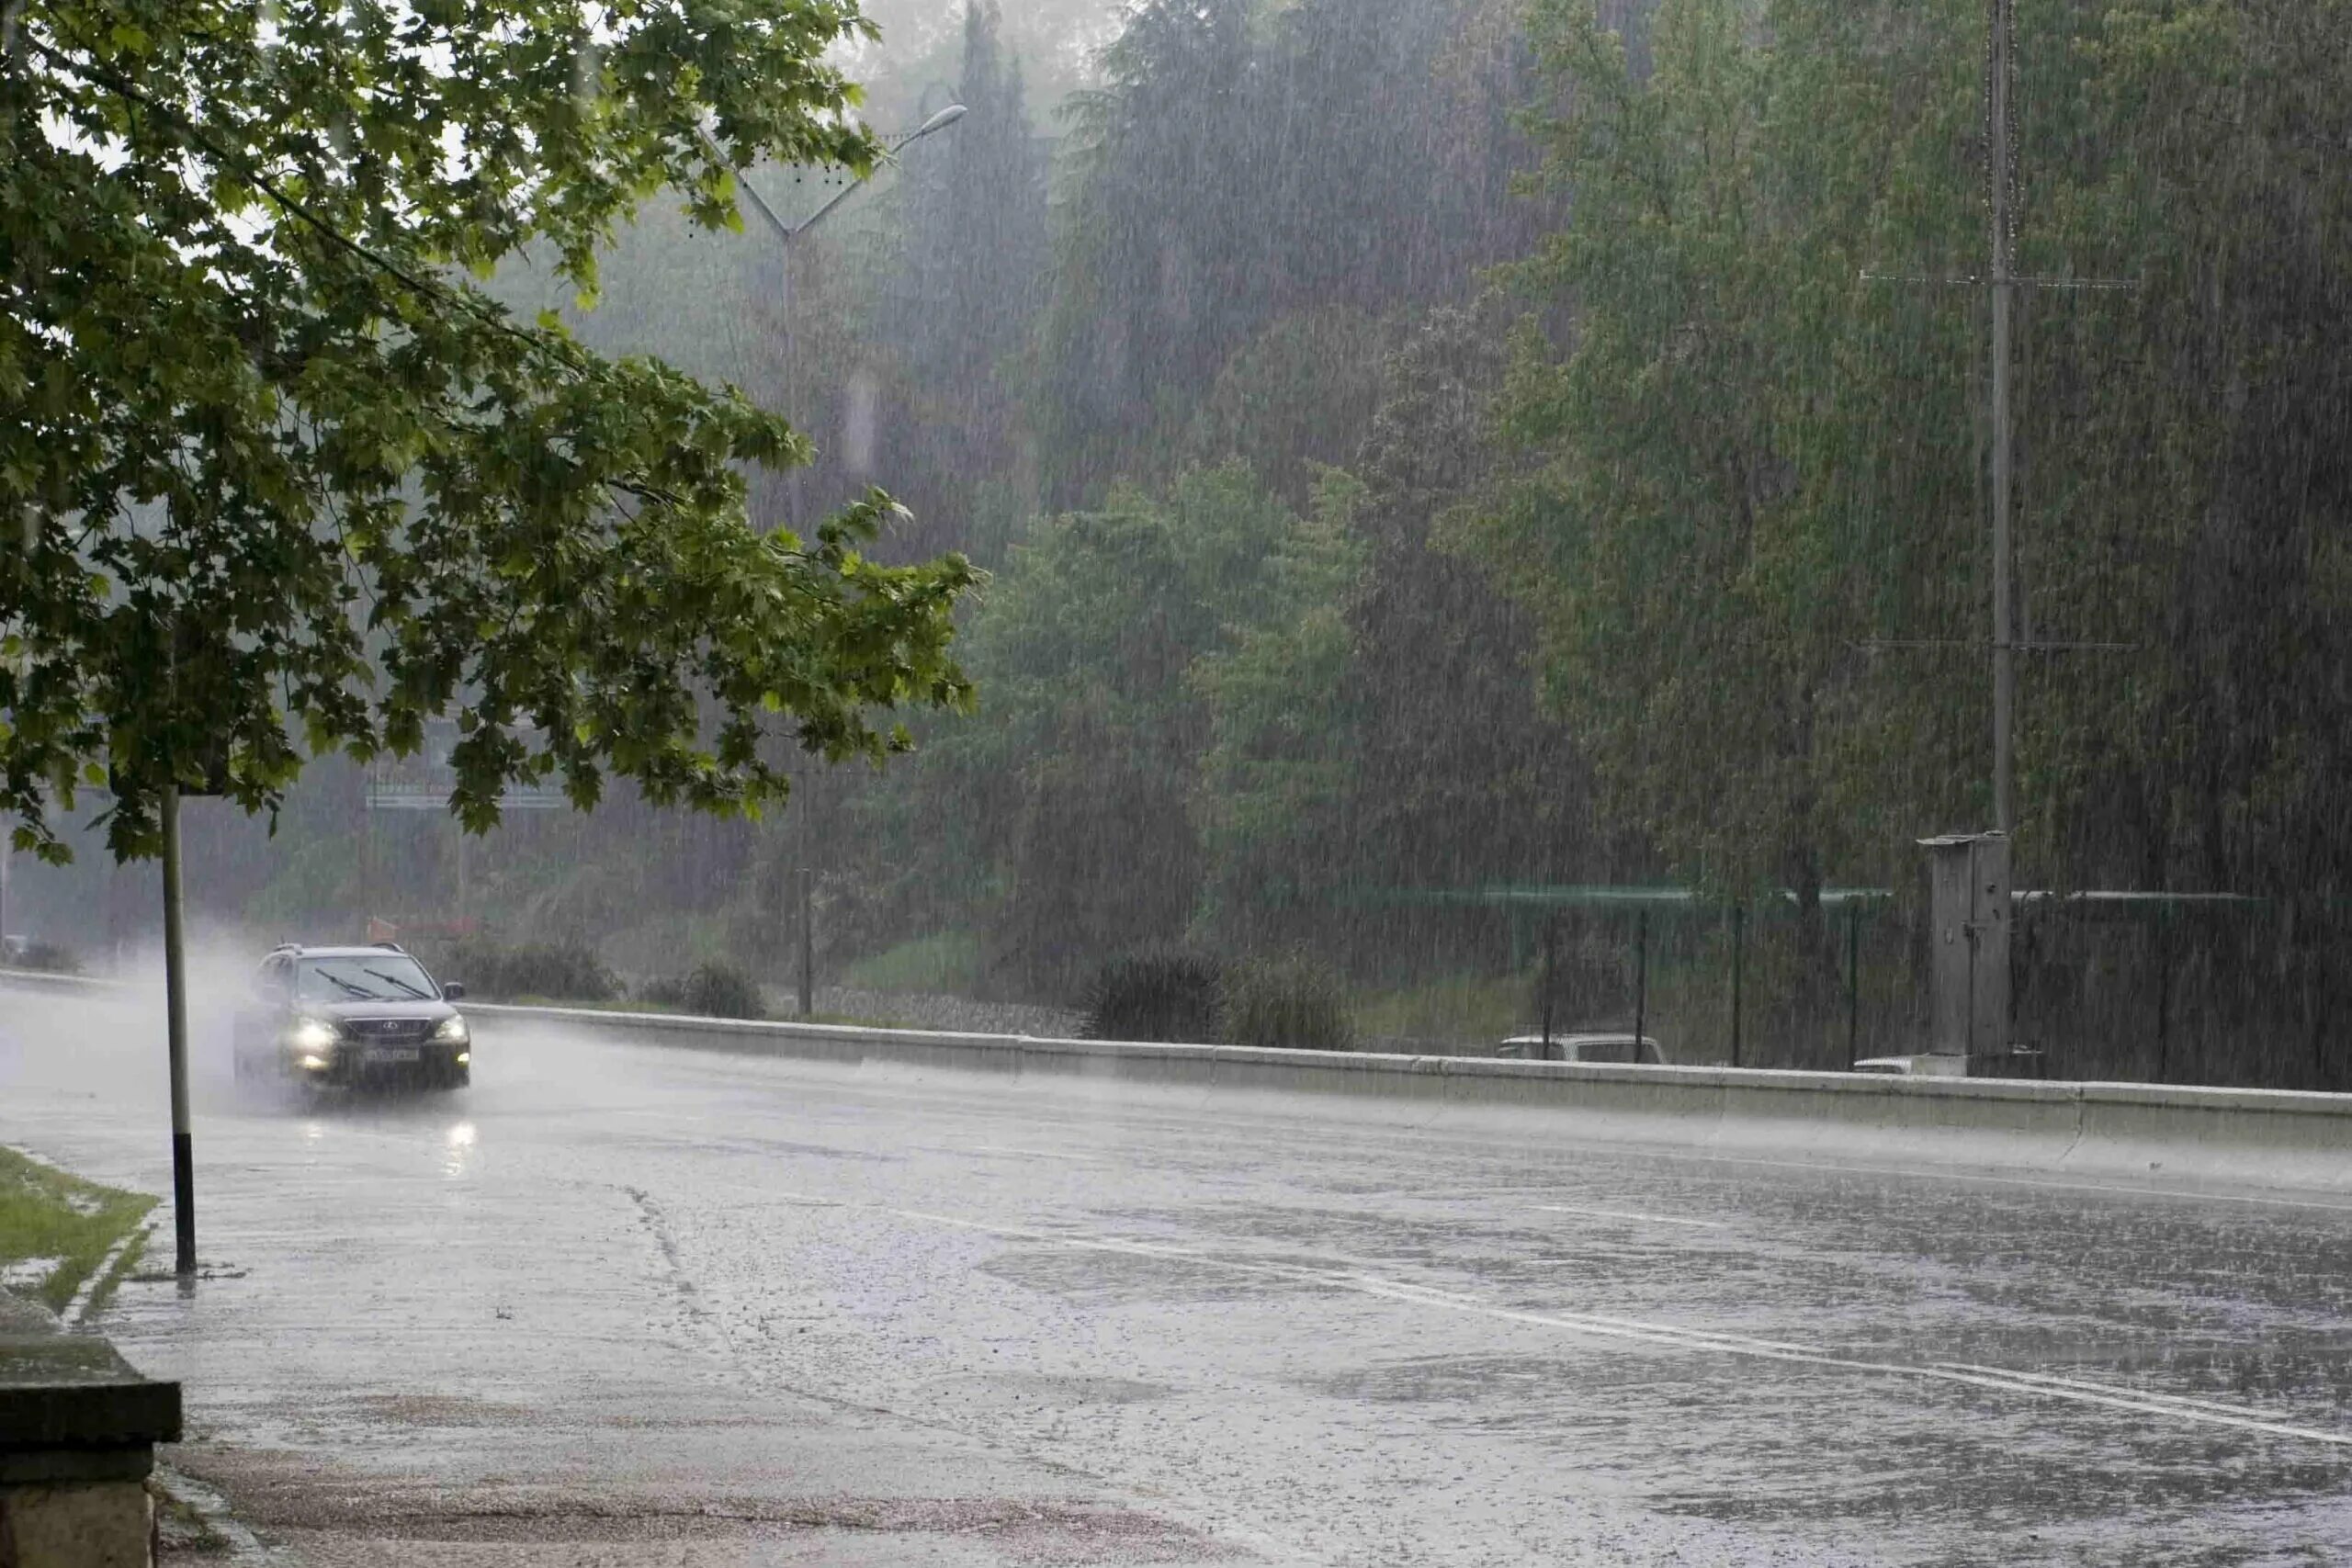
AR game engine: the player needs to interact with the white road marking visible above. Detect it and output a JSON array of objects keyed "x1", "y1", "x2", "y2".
[
  {"x1": 854, "y1": 1201, "x2": 2352, "y2": 1450},
  {"x1": 1532, "y1": 1204, "x2": 1727, "y2": 1229},
  {"x1": 966, "y1": 1145, "x2": 1103, "y2": 1163},
  {"x1": 1662, "y1": 1152, "x2": 2352, "y2": 1214},
  {"x1": 1929, "y1": 1362, "x2": 2310, "y2": 1422}
]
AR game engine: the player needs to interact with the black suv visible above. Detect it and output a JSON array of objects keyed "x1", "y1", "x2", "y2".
[{"x1": 232, "y1": 943, "x2": 471, "y2": 1090}]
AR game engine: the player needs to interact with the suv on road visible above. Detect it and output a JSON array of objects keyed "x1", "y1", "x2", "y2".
[{"x1": 232, "y1": 943, "x2": 471, "y2": 1091}]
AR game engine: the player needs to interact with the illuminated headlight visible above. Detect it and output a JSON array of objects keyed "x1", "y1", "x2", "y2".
[
  {"x1": 454, "y1": 1052, "x2": 471, "y2": 1066},
  {"x1": 297, "y1": 1054, "x2": 330, "y2": 1070},
  {"x1": 289, "y1": 1017, "x2": 339, "y2": 1052},
  {"x1": 434, "y1": 1015, "x2": 469, "y2": 1044}
]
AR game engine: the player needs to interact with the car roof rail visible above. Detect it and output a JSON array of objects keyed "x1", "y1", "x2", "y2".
[{"x1": 369, "y1": 941, "x2": 405, "y2": 952}]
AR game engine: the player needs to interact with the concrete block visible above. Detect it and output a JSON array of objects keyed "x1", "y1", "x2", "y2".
[{"x1": 0, "y1": 1479, "x2": 153, "y2": 1568}]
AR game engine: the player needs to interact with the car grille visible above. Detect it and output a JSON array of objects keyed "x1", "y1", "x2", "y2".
[{"x1": 346, "y1": 1018, "x2": 435, "y2": 1044}]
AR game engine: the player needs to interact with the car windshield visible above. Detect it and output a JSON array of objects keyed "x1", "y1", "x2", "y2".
[{"x1": 296, "y1": 955, "x2": 437, "y2": 1003}]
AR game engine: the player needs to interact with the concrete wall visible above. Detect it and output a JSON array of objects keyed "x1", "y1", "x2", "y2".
[{"x1": 469, "y1": 1003, "x2": 2352, "y2": 1196}]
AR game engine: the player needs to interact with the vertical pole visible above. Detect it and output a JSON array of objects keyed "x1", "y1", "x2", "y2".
[
  {"x1": 2154, "y1": 912, "x2": 2172, "y2": 1083},
  {"x1": 1989, "y1": 0, "x2": 2016, "y2": 840},
  {"x1": 0, "y1": 819, "x2": 12, "y2": 961},
  {"x1": 1964, "y1": 921, "x2": 1978, "y2": 1070},
  {"x1": 160, "y1": 784, "x2": 196, "y2": 1278},
  {"x1": 1845, "y1": 900, "x2": 1861, "y2": 1071},
  {"x1": 782, "y1": 235, "x2": 801, "y2": 532},
  {"x1": 1633, "y1": 910, "x2": 1648, "y2": 1059},
  {"x1": 797, "y1": 865, "x2": 815, "y2": 1018},
  {"x1": 1729, "y1": 906, "x2": 1744, "y2": 1068},
  {"x1": 1540, "y1": 919, "x2": 1556, "y2": 1060}
]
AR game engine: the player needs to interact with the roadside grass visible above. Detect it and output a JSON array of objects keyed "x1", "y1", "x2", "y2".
[
  {"x1": 1352, "y1": 971, "x2": 1532, "y2": 1048},
  {"x1": 152, "y1": 1477, "x2": 234, "y2": 1556},
  {"x1": 841, "y1": 931, "x2": 982, "y2": 995},
  {"x1": 0, "y1": 1146, "x2": 155, "y2": 1317}
]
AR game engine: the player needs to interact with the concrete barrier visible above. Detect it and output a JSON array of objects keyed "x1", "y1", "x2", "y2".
[
  {"x1": 1, "y1": 1297, "x2": 181, "y2": 1568},
  {"x1": 5, "y1": 974, "x2": 2342, "y2": 1194},
  {"x1": 0, "y1": 967, "x2": 128, "y2": 995},
  {"x1": 466, "y1": 1002, "x2": 2352, "y2": 1196}
]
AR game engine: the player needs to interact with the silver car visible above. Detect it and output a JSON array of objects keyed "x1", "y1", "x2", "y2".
[{"x1": 1495, "y1": 1032, "x2": 1668, "y2": 1065}]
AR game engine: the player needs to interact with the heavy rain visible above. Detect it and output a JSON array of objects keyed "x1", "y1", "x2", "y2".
[{"x1": 5, "y1": 0, "x2": 2351, "y2": 1562}]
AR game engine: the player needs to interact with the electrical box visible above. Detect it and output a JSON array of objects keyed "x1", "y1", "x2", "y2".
[{"x1": 1920, "y1": 831, "x2": 2010, "y2": 1064}]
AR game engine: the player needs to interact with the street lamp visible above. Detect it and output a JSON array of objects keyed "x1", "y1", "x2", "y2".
[
  {"x1": 695, "y1": 106, "x2": 967, "y2": 1016},
  {"x1": 705, "y1": 103, "x2": 967, "y2": 251},
  {"x1": 697, "y1": 103, "x2": 968, "y2": 521}
]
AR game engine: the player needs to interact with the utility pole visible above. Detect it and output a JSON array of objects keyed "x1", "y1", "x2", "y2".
[
  {"x1": 700, "y1": 107, "x2": 967, "y2": 1020},
  {"x1": 797, "y1": 867, "x2": 815, "y2": 1019},
  {"x1": 1988, "y1": 0, "x2": 2017, "y2": 837},
  {"x1": 1862, "y1": 3, "x2": 2136, "y2": 1071},
  {"x1": 1984, "y1": 0, "x2": 2022, "y2": 846}
]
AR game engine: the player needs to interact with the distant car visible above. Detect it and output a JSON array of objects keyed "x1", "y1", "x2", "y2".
[
  {"x1": 1849, "y1": 1054, "x2": 1968, "y2": 1077},
  {"x1": 1496, "y1": 1032, "x2": 1668, "y2": 1066},
  {"x1": 233, "y1": 943, "x2": 471, "y2": 1090}
]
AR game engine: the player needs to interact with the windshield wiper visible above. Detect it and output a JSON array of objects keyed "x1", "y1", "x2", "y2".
[
  {"x1": 313, "y1": 971, "x2": 377, "y2": 999},
  {"x1": 362, "y1": 967, "x2": 431, "y2": 999}
]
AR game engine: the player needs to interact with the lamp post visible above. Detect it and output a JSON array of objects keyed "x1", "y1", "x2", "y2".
[
  {"x1": 705, "y1": 103, "x2": 967, "y2": 527},
  {"x1": 699, "y1": 106, "x2": 967, "y2": 1014}
]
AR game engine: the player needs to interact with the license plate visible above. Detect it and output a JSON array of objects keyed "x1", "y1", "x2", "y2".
[{"x1": 368, "y1": 1047, "x2": 420, "y2": 1065}]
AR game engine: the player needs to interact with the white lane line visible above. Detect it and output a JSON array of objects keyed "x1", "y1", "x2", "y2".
[
  {"x1": 1661, "y1": 1152, "x2": 2352, "y2": 1214},
  {"x1": 966, "y1": 1145, "x2": 1103, "y2": 1163},
  {"x1": 1929, "y1": 1362, "x2": 2312, "y2": 1423},
  {"x1": 1532, "y1": 1204, "x2": 1727, "y2": 1229},
  {"x1": 865, "y1": 1201, "x2": 2352, "y2": 1450}
]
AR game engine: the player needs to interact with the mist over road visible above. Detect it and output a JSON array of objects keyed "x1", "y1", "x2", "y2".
[{"x1": 6, "y1": 990, "x2": 2350, "y2": 1565}]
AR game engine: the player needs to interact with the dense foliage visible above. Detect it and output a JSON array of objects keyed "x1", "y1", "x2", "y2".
[
  {"x1": 640, "y1": 960, "x2": 766, "y2": 1019},
  {"x1": 17, "y1": 0, "x2": 2352, "y2": 1086},
  {"x1": 1081, "y1": 948, "x2": 1224, "y2": 1044},
  {"x1": 442, "y1": 939, "x2": 619, "y2": 1004}
]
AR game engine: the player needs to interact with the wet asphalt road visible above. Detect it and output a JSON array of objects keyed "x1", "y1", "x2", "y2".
[{"x1": 6, "y1": 990, "x2": 2352, "y2": 1566}]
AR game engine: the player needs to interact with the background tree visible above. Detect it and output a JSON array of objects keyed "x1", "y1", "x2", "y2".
[
  {"x1": 1464, "y1": 0, "x2": 1984, "y2": 912},
  {"x1": 863, "y1": 1, "x2": 1050, "y2": 566}
]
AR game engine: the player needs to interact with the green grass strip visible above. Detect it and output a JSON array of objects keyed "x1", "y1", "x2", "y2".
[{"x1": 0, "y1": 1145, "x2": 158, "y2": 1317}]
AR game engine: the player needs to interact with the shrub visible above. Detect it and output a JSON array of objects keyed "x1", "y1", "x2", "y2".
[
  {"x1": 1083, "y1": 949, "x2": 1227, "y2": 1043},
  {"x1": 444, "y1": 940, "x2": 618, "y2": 1003},
  {"x1": 639, "y1": 962, "x2": 765, "y2": 1020},
  {"x1": 1222, "y1": 955, "x2": 1356, "y2": 1052}
]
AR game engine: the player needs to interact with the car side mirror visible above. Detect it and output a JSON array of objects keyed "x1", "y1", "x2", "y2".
[{"x1": 441, "y1": 981, "x2": 466, "y2": 1001}]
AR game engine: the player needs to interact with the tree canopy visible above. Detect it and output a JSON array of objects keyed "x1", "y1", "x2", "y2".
[{"x1": 0, "y1": 0, "x2": 975, "y2": 862}]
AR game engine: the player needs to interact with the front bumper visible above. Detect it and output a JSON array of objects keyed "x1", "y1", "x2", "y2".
[{"x1": 288, "y1": 1042, "x2": 469, "y2": 1086}]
